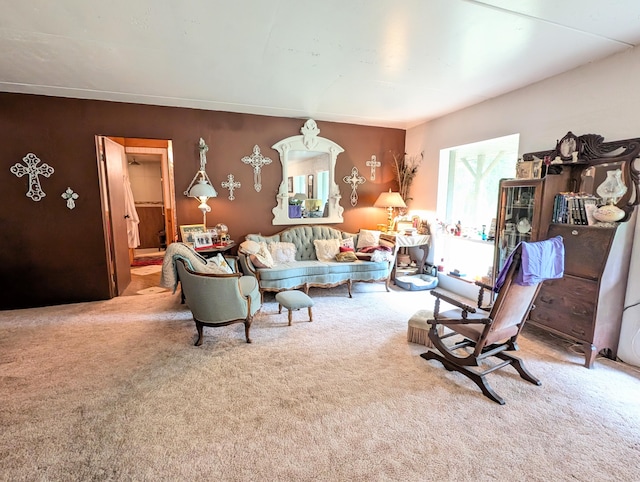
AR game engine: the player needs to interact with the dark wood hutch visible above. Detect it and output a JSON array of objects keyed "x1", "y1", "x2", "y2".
[{"x1": 511, "y1": 132, "x2": 639, "y2": 368}]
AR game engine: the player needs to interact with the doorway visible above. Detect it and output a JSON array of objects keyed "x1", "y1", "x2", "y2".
[{"x1": 97, "y1": 136, "x2": 176, "y2": 297}]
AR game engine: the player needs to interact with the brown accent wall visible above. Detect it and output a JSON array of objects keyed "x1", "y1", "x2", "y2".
[{"x1": 0, "y1": 93, "x2": 405, "y2": 309}]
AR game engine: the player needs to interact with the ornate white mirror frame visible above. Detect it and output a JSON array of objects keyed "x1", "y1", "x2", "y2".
[{"x1": 271, "y1": 119, "x2": 345, "y2": 225}]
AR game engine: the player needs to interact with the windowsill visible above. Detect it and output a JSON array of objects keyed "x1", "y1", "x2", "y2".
[{"x1": 440, "y1": 234, "x2": 494, "y2": 245}]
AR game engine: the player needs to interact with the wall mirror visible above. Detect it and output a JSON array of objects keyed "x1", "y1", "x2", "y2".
[{"x1": 272, "y1": 119, "x2": 344, "y2": 225}]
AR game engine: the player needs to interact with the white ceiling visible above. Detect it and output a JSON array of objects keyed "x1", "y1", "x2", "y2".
[{"x1": 2, "y1": 0, "x2": 640, "y2": 129}]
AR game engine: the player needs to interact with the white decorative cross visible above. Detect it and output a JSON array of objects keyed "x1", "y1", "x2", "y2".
[
  {"x1": 61, "y1": 187, "x2": 79, "y2": 210},
  {"x1": 342, "y1": 166, "x2": 366, "y2": 206},
  {"x1": 366, "y1": 155, "x2": 381, "y2": 181},
  {"x1": 10, "y1": 153, "x2": 55, "y2": 201},
  {"x1": 241, "y1": 145, "x2": 272, "y2": 192},
  {"x1": 221, "y1": 174, "x2": 241, "y2": 201}
]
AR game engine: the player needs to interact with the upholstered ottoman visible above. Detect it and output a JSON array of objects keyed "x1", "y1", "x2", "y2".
[
  {"x1": 407, "y1": 309, "x2": 442, "y2": 347},
  {"x1": 275, "y1": 290, "x2": 314, "y2": 326}
]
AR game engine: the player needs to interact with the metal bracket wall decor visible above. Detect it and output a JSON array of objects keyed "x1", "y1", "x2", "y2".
[
  {"x1": 61, "y1": 187, "x2": 79, "y2": 209},
  {"x1": 10, "y1": 153, "x2": 55, "y2": 201},
  {"x1": 343, "y1": 166, "x2": 366, "y2": 206},
  {"x1": 221, "y1": 174, "x2": 241, "y2": 200},
  {"x1": 366, "y1": 155, "x2": 381, "y2": 181},
  {"x1": 241, "y1": 145, "x2": 272, "y2": 192}
]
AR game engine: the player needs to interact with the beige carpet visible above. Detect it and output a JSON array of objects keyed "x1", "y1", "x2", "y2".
[{"x1": 1, "y1": 284, "x2": 639, "y2": 481}]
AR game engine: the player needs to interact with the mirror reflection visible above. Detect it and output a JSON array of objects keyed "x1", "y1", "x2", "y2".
[
  {"x1": 287, "y1": 151, "x2": 330, "y2": 219},
  {"x1": 579, "y1": 161, "x2": 626, "y2": 198}
]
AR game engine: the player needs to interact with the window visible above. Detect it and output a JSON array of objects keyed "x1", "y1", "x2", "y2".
[{"x1": 436, "y1": 134, "x2": 518, "y2": 281}]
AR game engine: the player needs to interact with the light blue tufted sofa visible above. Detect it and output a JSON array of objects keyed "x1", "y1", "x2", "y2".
[{"x1": 238, "y1": 225, "x2": 395, "y2": 298}]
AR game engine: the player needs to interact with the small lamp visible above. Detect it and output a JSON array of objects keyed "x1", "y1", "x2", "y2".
[
  {"x1": 593, "y1": 168, "x2": 627, "y2": 223},
  {"x1": 374, "y1": 189, "x2": 406, "y2": 232},
  {"x1": 184, "y1": 138, "x2": 218, "y2": 225}
]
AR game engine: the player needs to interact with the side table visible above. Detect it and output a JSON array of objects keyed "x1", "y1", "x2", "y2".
[
  {"x1": 381, "y1": 233, "x2": 430, "y2": 281},
  {"x1": 195, "y1": 241, "x2": 236, "y2": 258}
]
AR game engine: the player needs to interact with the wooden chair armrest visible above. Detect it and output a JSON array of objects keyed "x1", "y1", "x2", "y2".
[
  {"x1": 430, "y1": 290, "x2": 477, "y2": 314},
  {"x1": 474, "y1": 280, "x2": 494, "y2": 291},
  {"x1": 427, "y1": 317, "x2": 492, "y2": 325}
]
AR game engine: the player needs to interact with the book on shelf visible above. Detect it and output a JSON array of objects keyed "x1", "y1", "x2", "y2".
[{"x1": 552, "y1": 192, "x2": 599, "y2": 225}]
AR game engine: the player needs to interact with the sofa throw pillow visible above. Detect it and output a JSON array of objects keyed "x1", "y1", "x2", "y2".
[
  {"x1": 341, "y1": 237, "x2": 355, "y2": 250},
  {"x1": 340, "y1": 246, "x2": 355, "y2": 252},
  {"x1": 356, "y1": 229, "x2": 381, "y2": 249},
  {"x1": 269, "y1": 242, "x2": 297, "y2": 265},
  {"x1": 250, "y1": 254, "x2": 270, "y2": 268},
  {"x1": 207, "y1": 253, "x2": 234, "y2": 274},
  {"x1": 239, "y1": 239, "x2": 260, "y2": 255},
  {"x1": 335, "y1": 250, "x2": 358, "y2": 262},
  {"x1": 252, "y1": 242, "x2": 274, "y2": 268},
  {"x1": 314, "y1": 238, "x2": 341, "y2": 262}
]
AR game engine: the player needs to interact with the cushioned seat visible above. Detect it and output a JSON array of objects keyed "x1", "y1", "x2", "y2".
[
  {"x1": 275, "y1": 290, "x2": 314, "y2": 326},
  {"x1": 255, "y1": 261, "x2": 329, "y2": 280}
]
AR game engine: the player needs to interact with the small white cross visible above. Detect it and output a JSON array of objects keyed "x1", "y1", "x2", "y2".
[
  {"x1": 366, "y1": 155, "x2": 381, "y2": 181},
  {"x1": 241, "y1": 145, "x2": 272, "y2": 192},
  {"x1": 221, "y1": 174, "x2": 241, "y2": 201},
  {"x1": 61, "y1": 187, "x2": 79, "y2": 210},
  {"x1": 10, "y1": 153, "x2": 55, "y2": 201},
  {"x1": 342, "y1": 167, "x2": 366, "y2": 206}
]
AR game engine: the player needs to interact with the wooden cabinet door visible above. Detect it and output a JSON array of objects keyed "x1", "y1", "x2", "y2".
[{"x1": 547, "y1": 224, "x2": 615, "y2": 280}]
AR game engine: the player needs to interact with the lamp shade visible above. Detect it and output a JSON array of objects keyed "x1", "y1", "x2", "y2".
[
  {"x1": 374, "y1": 190, "x2": 406, "y2": 208},
  {"x1": 189, "y1": 178, "x2": 217, "y2": 199}
]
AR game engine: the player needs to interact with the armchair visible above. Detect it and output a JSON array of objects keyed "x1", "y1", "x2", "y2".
[
  {"x1": 176, "y1": 258, "x2": 261, "y2": 346},
  {"x1": 421, "y1": 237, "x2": 564, "y2": 404}
]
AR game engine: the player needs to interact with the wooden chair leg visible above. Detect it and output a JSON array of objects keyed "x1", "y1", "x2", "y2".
[
  {"x1": 496, "y1": 352, "x2": 541, "y2": 385},
  {"x1": 288, "y1": 309, "x2": 293, "y2": 326},
  {"x1": 244, "y1": 317, "x2": 252, "y2": 344},
  {"x1": 421, "y1": 350, "x2": 506, "y2": 405},
  {"x1": 308, "y1": 306, "x2": 313, "y2": 322},
  {"x1": 194, "y1": 321, "x2": 204, "y2": 346}
]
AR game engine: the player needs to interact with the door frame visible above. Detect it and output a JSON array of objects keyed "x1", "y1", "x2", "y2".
[{"x1": 97, "y1": 137, "x2": 177, "y2": 298}]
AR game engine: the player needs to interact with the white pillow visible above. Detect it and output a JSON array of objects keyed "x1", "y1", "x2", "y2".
[
  {"x1": 314, "y1": 238, "x2": 341, "y2": 262},
  {"x1": 239, "y1": 240, "x2": 260, "y2": 255},
  {"x1": 341, "y1": 237, "x2": 355, "y2": 250},
  {"x1": 253, "y1": 242, "x2": 274, "y2": 268},
  {"x1": 207, "y1": 253, "x2": 233, "y2": 274},
  {"x1": 269, "y1": 242, "x2": 297, "y2": 265},
  {"x1": 356, "y1": 229, "x2": 381, "y2": 249}
]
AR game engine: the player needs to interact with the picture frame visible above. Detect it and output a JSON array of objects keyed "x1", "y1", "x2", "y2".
[
  {"x1": 532, "y1": 159, "x2": 543, "y2": 179},
  {"x1": 179, "y1": 224, "x2": 206, "y2": 244},
  {"x1": 193, "y1": 231, "x2": 214, "y2": 250},
  {"x1": 516, "y1": 161, "x2": 534, "y2": 179}
]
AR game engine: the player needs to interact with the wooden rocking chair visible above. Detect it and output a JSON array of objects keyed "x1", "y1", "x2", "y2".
[{"x1": 421, "y1": 237, "x2": 564, "y2": 404}]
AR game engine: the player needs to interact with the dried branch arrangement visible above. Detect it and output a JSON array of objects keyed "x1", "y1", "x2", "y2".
[{"x1": 392, "y1": 152, "x2": 423, "y2": 203}]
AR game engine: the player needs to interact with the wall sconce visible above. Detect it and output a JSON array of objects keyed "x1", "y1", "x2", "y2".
[
  {"x1": 374, "y1": 189, "x2": 406, "y2": 232},
  {"x1": 593, "y1": 168, "x2": 627, "y2": 223},
  {"x1": 184, "y1": 138, "x2": 218, "y2": 225}
]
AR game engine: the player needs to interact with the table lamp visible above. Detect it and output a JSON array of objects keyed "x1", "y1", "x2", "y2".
[
  {"x1": 593, "y1": 168, "x2": 627, "y2": 222},
  {"x1": 374, "y1": 190, "x2": 406, "y2": 232}
]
